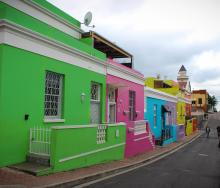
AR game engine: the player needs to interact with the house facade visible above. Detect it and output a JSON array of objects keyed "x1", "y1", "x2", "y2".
[
  {"x1": 144, "y1": 87, "x2": 177, "y2": 145},
  {"x1": 81, "y1": 31, "x2": 155, "y2": 158},
  {"x1": 145, "y1": 75, "x2": 193, "y2": 141},
  {"x1": 0, "y1": 0, "x2": 126, "y2": 174},
  {"x1": 192, "y1": 90, "x2": 209, "y2": 114}
]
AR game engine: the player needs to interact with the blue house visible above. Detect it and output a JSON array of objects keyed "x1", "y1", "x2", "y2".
[{"x1": 144, "y1": 87, "x2": 177, "y2": 145}]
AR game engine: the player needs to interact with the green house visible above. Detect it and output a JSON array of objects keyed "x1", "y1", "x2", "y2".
[{"x1": 0, "y1": 0, "x2": 126, "y2": 175}]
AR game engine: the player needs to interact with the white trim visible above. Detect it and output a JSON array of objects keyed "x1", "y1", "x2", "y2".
[
  {"x1": 51, "y1": 122, "x2": 126, "y2": 129},
  {"x1": 0, "y1": 20, "x2": 107, "y2": 75},
  {"x1": 44, "y1": 119, "x2": 65, "y2": 123},
  {"x1": 1, "y1": 0, "x2": 82, "y2": 38},
  {"x1": 107, "y1": 62, "x2": 145, "y2": 85},
  {"x1": 59, "y1": 142, "x2": 125, "y2": 163},
  {"x1": 144, "y1": 87, "x2": 178, "y2": 103},
  {"x1": 134, "y1": 136, "x2": 149, "y2": 142},
  {"x1": 178, "y1": 96, "x2": 192, "y2": 104},
  {"x1": 108, "y1": 123, "x2": 126, "y2": 127},
  {"x1": 52, "y1": 125, "x2": 97, "y2": 129}
]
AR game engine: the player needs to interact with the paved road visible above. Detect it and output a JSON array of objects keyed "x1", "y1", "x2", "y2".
[{"x1": 86, "y1": 114, "x2": 220, "y2": 188}]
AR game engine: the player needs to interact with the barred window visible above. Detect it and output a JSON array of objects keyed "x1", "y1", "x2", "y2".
[
  {"x1": 91, "y1": 83, "x2": 100, "y2": 101},
  {"x1": 129, "y1": 91, "x2": 136, "y2": 121},
  {"x1": 44, "y1": 71, "x2": 63, "y2": 119},
  {"x1": 90, "y1": 83, "x2": 101, "y2": 124}
]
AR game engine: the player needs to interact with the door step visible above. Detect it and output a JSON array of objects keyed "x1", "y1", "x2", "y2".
[
  {"x1": 27, "y1": 153, "x2": 50, "y2": 166},
  {"x1": 10, "y1": 162, "x2": 51, "y2": 176}
]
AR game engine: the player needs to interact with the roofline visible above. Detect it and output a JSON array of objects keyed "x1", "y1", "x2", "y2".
[{"x1": 82, "y1": 31, "x2": 133, "y2": 58}]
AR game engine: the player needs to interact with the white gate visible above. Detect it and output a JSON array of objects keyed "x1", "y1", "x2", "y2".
[{"x1": 29, "y1": 126, "x2": 51, "y2": 156}]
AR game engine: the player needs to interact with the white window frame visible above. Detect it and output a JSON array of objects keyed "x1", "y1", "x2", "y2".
[
  {"x1": 44, "y1": 71, "x2": 63, "y2": 120},
  {"x1": 108, "y1": 87, "x2": 116, "y2": 123},
  {"x1": 153, "y1": 104, "x2": 157, "y2": 127},
  {"x1": 90, "y1": 82, "x2": 101, "y2": 124}
]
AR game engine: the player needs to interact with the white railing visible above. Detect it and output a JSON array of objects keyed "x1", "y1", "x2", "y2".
[
  {"x1": 29, "y1": 126, "x2": 51, "y2": 156},
  {"x1": 97, "y1": 124, "x2": 107, "y2": 144},
  {"x1": 134, "y1": 120, "x2": 147, "y2": 135}
]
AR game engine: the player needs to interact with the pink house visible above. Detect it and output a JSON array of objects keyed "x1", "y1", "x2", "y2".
[
  {"x1": 106, "y1": 60, "x2": 155, "y2": 157},
  {"x1": 82, "y1": 32, "x2": 155, "y2": 157}
]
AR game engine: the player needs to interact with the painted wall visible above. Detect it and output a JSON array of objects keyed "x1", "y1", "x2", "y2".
[
  {"x1": 192, "y1": 93, "x2": 208, "y2": 112},
  {"x1": 107, "y1": 64, "x2": 154, "y2": 158},
  {"x1": 186, "y1": 120, "x2": 193, "y2": 136},
  {"x1": 177, "y1": 101, "x2": 186, "y2": 125},
  {"x1": 186, "y1": 103, "x2": 192, "y2": 117},
  {"x1": 0, "y1": 2, "x2": 106, "y2": 61},
  {"x1": 166, "y1": 101, "x2": 177, "y2": 125},
  {"x1": 31, "y1": 0, "x2": 81, "y2": 28},
  {"x1": 145, "y1": 96, "x2": 177, "y2": 145},
  {"x1": 145, "y1": 97, "x2": 165, "y2": 139},
  {"x1": 176, "y1": 124, "x2": 185, "y2": 141},
  {"x1": 50, "y1": 123, "x2": 126, "y2": 174},
  {"x1": 0, "y1": 44, "x2": 106, "y2": 167},
  {"x1": 192, "y1": 118, "x2": 197, "y2": 132}
]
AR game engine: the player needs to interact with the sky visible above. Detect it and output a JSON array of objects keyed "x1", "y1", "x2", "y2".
[{"x1": 48, "y1": 0, "x2": 220, "y2": 110}]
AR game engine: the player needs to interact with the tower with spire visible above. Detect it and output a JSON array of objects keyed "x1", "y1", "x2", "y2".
[{"x1": 177, "y1": 65, "x2": 190, "y2": 91}]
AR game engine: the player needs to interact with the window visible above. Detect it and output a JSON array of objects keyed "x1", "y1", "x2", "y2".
[
  {"x1": 165, "y1": 112, "x2": 169, "y2": 125},
  {"x1": 90, "y1": 83, "x2": 101, "y2": 124},
  {"x1": 129, "y1": 91, "x2": 136, "y2": 121},
  {"x1": 192, "y1": 100, "x2": 196, "y2": 105},
  {"x1": 198, "y1": 98, "x2": 202, "y2": 105},
  {"x1": 108, "y1": 87, "x2": 116, "y2": 123},
  {"x1": 153, "y1": 104, "x2": 157, "y2": 127},
  {"x1": 44, "y1": 71, "x2": 63, "y2": 119},
  {"x1": 91, "y1": 83, "x2": 100, "y2": 101}
]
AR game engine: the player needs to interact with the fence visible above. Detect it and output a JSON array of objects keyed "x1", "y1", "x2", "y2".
[
  {"x1": 29, "y1": 126, "x2": 51, "y2": 156},
  {"x1": 162, "y1": 127, "x2": 171, "y2": 140}
]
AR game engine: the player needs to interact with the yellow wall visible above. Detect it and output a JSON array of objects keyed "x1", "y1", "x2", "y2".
[
  {"x1": 177, "y1": 101, "x2": 186, "y2": 125},
  {"x1": 186, "y1": 120, "x2": 193, "y2": 136},
  {"x1": 192, "y1": 93, "x2": 207, "y2": 107}
]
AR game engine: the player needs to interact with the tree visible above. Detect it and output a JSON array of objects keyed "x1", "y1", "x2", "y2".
[{"x1": 208, "y1": 94, "x2": 218, "y2": 111}]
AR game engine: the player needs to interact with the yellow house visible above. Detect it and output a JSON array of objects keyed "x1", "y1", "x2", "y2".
[{"x1": 192, "y1": 90, "x2": 208, "y2": 114}]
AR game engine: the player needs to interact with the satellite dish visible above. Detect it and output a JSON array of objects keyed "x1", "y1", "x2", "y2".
[{"x1": 84, "y1": 11, "x2": 92, "y2": 26}]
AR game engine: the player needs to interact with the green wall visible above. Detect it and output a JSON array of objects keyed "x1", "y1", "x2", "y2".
[
  {"x1": 0, "y1": 44, "x2": 106, "y2": 167},
  {"x1": 50, "y1": 124, "x2": 126, "y2": 174},
  {"x1": 0, "y1": 2, "x2": 106, "y2": 61},
  {"x1": 31, "y1": 0, "x2": 81, "y2": 28}
]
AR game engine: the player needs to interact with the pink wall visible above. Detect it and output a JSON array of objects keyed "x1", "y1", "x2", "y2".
[
  {"x1": 107, "y1": 74, "x2": 144, "y2": 122},
  {"x1": 106, "y1": 60, "x2": 154, "y2": 158}
]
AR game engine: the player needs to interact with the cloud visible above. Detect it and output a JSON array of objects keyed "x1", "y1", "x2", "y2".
[{"x1": 48, "y1": 0, "x2": 220, "y2": 110}]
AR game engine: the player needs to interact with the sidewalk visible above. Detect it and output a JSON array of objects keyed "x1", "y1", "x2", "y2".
[{"x1": 0, "y1": 131, "x2": 201, "y2": 188}]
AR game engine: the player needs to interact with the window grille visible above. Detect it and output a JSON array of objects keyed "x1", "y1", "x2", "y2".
[
  {"x1": 97, "y1": 125, "x2": 107, "y2": 144},
  {"x1": 91, "y1": 83, "x2": 100, "y2": 101},
  {"x1": 90, "y1": 83, "x2": 101, "y2": 124},
  {"x1": 44, "y1": 71, "x2": 63, "y2": 119},
  {"x1": 129, "y1": 91, "x2": 136, "y2": 121}
]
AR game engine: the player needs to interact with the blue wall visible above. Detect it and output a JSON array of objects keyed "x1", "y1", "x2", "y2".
[{"x1": 144, "y1": 97, "x2": 165, "y2": 139}]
